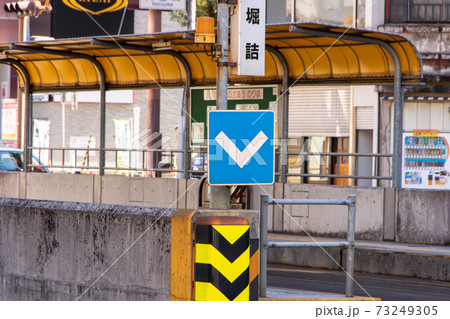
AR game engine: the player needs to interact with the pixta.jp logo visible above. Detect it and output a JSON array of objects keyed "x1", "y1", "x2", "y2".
[{"x1": 62, "y1": 0, "x2": 127, "y2": 15}]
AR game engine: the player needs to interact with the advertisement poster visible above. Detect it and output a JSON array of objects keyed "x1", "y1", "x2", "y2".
[
  {"x1": 402, "y1": 130, "x2": 450, "y2": 189},
  {"x1": 1, "y1": 99, "x2": 18, "y2": 143},
  {"x1": 32, "y1": 119, "x2": 50, "y2": 166}
]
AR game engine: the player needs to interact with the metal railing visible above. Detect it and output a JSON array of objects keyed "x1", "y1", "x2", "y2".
[
  {"x1": 28, "y1": 146, "x2": 201, "y2": 176},
  {"x1": 27, "y1": 146, "x2": 392, "y2": 183},
  {"x1": 259, "y1": 194, "x2": 356, "y2": 298},
  {"x1": 279, "y1": 151, "x2": 392, "y2": 183}
]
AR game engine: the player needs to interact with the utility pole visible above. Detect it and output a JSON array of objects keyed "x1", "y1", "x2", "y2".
[
  {"x1": 188, "y1": 0, "x2": 197, "y2": 29},
  {"x1": 146, "y1": 9, "x2": 162, "y2": 177},
  {"x1": 16, "y1": 13, "x2": 29, "y2": 149},
  {"x1": 209, "y1": 0, "x2": 231, "y2": 209}
]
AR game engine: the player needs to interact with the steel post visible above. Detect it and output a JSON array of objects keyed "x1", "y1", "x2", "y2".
[
  {"x1": 345, "y1": 194, "x2": 356, "y2": 297},
  {"x1": 259, "y1": 194, "x2": 269, "y2": 298},
  {"x1": 99, "y1": 77, "x2": 106, "y2": 176},
  {"x1": 23, "y1": 75, "x2": 31, "y2": 172},
  {"x1": 266, "y1": 46, "x2": 289, "y2": 184},
  {"x1": 210, "y1": 1, "x2": 231, "y2": 209}
]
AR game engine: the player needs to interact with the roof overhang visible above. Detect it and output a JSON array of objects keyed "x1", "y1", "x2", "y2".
[{"x1": 0, "y1": 22, "x2": 423, "y2": 93}]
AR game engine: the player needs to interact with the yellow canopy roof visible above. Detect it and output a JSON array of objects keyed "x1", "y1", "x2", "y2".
[{"x1": 0, "y1": 22, "x2": 422, "y2": 92}]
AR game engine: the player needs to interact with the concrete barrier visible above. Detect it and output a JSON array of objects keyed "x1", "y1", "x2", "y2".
[
  {"x1": 0, "y1": 197, "x2": 197, "y2": 301},
  {"x1": 0, "y1": 172, "x2": 449, "y2": 244},
  {"x1": 396, "y1": 189, "x2": 450, "y2": 245},
  {"x1": 26, "y1": 173, "x2": 95, "y2": 203},
  {"x1": 0, "y1": 172, "x2": 21, "y2": 198}
]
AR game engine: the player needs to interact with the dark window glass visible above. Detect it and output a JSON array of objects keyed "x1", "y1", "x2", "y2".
[{"x1": 387, "y1": 0, "x2": 450, "y2": 23}]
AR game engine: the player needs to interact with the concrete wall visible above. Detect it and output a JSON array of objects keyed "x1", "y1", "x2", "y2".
[
  {"x1": 396, "y1": 189, "x2": 450, "y2": 245},
  {"x1": 0, "y1": 172, "x2": 200, "y2": 209},
  {"x1": 1, "y1": 172, "x2": 449, "y2": 244},
  {"x1": 0, "y1": 197, "x2": 176, "y2": 300}
]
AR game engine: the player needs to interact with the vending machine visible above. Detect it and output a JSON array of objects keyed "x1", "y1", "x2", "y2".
[{"x1": 402, "y1": 130, "x2": 449, "y2": 189}]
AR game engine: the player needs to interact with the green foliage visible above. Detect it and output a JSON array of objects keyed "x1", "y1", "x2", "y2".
[{"x1": 170, "y1": 0, "x2": 218, "y2": 28}]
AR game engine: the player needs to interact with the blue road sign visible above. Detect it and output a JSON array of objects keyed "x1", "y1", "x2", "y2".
[{"x1": 208, "y1": 110, "x2": 275, "y2": 185}]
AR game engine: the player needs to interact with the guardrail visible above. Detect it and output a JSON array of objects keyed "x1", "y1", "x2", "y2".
[
  {"x1": 281, "y1": 151, "x2": 392, "y2": 183},
  {"x1": 259, "y1": 194, "x2": 356, "y2": 298},
  {"x1": 28, "y1": 147, "x2": 197, "y2": 176}
]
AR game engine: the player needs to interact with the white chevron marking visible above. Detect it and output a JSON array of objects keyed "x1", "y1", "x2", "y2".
[{"x1": 215, "y1": 131, "x2": 268, "y2": 168}]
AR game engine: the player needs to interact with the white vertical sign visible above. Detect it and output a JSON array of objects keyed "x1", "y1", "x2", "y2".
[
  {"x1": 231, "y1": 0, "x2": 266, "y2": 76},
  {"x1": 32, "y1": 119, "x2": 50, "y2": 166}
]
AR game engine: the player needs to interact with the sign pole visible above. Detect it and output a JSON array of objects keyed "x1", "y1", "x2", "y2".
[{"x1": 210, "y1": 0, "x2": 231, "y2": 209}]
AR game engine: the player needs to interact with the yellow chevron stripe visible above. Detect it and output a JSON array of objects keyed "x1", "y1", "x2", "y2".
[
  {"x1": 249, "y1": 249, "x2": 259, "y2": 284},
  {"x1": 195, "y1": 282, "x2": 228, "y2": 301},
  {"x1": 196, "y1": 244, "x2": 249, "y2": 282},
  {"x1": 195, "y1": 282, "x2": 249, "y2": 301},
  {"x1": 212, "y1": 225, "x2": 249, "y2": 244}
]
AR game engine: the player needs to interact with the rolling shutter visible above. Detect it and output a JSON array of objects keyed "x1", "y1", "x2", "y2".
[
  {"x1": 356, "y1": 106, "x2": 374, "y2": 130},
  {"x1": 288, "y1": 86, "x2": 351, "y2": 137}
]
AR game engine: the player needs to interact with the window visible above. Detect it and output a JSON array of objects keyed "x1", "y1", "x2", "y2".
[
  {"x1": 387, "y1": 0, "x2": 450, "y2": 23},
  {"x1": 267, "y1": 0, "x2": 365, "y2": 27},
  {"x1": 287, "y1": 137, "x2": 350, "y2": 185}
]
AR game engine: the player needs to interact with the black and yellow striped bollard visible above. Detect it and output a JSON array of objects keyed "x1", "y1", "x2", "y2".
[{"x1": 194, "y1": 216, "x2": 250, "y2": 301}]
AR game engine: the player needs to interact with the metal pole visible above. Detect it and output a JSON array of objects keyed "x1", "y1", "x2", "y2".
[
  {"x1": 210, "y1": 0, "x2": 231, "y2": 209},
  {"x1": 392, "y1": 62, "x2": 404, "y2": 189},
  {"x1": 23, "y1": 75, "x2": 31, "y2": 172},
  {"x1": 259, "y1": 194, "x2": 269, "y2": 298},
  {"x1": 62, "y1": 93, "x2": 65, "y2": 148},
  {"x1": 99, "y1": 72, "x2": 106, "y2": 176},
  {"x1": 266, "y1": 46, "x2": 289, "y2": 184},
  {"x1": 16, "y1": 17, "x2": 24, "y2": 150},
  {"x1": 183, "y1": 68, "x2": 191, "y2": 180},
  {"x1": 345, "y1": 194, "x2": 356, "y2": 297},
  {"x1": 146, "y1": 10, "x2": 162, "y2": 177}
]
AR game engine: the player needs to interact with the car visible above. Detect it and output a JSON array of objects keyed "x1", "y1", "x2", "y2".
[
  {"x1": 0, "y1": 147, "x2": 50, "y2": 172},
  {"x1": 190, "y1": 154, "x2": 207, "y2": 178}
]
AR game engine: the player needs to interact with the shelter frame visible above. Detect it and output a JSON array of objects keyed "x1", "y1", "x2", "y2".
[{"x1": 0, "y1": 22, "x2": 422, "y2": 186}]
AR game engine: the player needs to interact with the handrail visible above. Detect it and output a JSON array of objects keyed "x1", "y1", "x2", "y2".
[
  {"x1": 259, "y1": 194, "x2": 356, "y2": 298},
  {"x1": 26, "y1": 146, "x2": 392, "y2": 181}
]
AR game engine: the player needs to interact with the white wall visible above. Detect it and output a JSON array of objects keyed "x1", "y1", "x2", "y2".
[
  {"x1": 404, "y1": 101, "x2": 450, "y2": 132},
  {"x1": 364, "y1": 0, "x2": 386, "y2": 29}
]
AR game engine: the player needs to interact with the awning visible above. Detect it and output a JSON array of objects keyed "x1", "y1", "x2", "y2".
[{"x1": 0, "y1": 22, "x2": 422, "y2": 92}]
